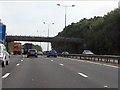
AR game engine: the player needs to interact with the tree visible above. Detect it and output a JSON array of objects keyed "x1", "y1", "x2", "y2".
[{"x1": 52, "y1": 8, "x2": 120, "y2": 55}]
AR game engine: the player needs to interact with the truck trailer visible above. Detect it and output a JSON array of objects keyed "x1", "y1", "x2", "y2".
[
  {"x1": 23, "y1": 43, "x2": 32, "y2": 54},
  {"x1": 13, "y1": 42, "x2": 22, "y2": 55}
]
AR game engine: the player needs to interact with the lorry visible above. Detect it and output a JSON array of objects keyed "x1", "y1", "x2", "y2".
[
  {"x1": 13, "y1": 42, "x2": 22, "y2": 55},
  {"x1": 23, "y1": 43, "x2": 32, "y2": 54}
]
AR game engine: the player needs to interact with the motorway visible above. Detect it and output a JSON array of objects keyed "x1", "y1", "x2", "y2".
[{"x1": 1, "y1": 55, "x2": 118, "y2": 88}]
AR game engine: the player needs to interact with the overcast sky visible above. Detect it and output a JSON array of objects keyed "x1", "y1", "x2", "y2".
[{"x1": 0, "y1": 1, "x2": 119, "y2": 51}]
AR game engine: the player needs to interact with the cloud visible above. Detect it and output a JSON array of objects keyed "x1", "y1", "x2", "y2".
[{"x1": 0, "y1": 1, "x2": 118, "y2": 50}]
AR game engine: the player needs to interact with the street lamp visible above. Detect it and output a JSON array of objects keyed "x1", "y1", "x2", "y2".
[
  {"x1": 57, "y1": 4, "x2": 75, "y2": 51},
  {"x1": 118, "y1": 1, "x2": 120, "y2": 8},
  {"x1": 43, "y1": 22, "x2": 54, "y2": 51},
  {"x1": 36, "y1": 29, "x2": 42, "y2": 47}
]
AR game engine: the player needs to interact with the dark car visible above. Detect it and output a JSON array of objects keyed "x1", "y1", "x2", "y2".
[
  {"x1": 27, "y1": 49, "x2": 38, "y2": 58},
  {"x1": 47, "y1": 50, "x2": 57, "y2": 57}
]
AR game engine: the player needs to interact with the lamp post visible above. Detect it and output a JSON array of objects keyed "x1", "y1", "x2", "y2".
[
  {"x1": 118, "y1": 1, "x2": 120, "y2": 8},
  {"x1": 57, "y1": 4, "x2": 75, "y2": 51},
  {"x1": 43, "y1": 22, "x2": 54, "y2": 51},
  {"x1": 36, "y1": 29, "x2": 41, "y2": 47}
]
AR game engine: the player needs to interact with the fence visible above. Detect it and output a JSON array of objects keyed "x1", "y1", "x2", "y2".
[{"x1": 58, "y1": 54, "x2": 120, "y2": 64}]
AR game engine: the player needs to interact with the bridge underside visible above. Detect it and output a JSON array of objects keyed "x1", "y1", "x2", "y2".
[
  {"x1": 6, "y1": 35, "x2": 84, "y2": 53},
  {"x1": 6, "y1": 36, "x2": 84, "y2": 44}
]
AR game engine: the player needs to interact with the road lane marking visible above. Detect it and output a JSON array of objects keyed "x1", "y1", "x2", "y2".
[
  {"x1": 68, "y1": 58, "x2": 85, "y2": 62},
  {"x1": 104, "y1": 85, "x2": 108, "y2": 88},
  {"x1": 59, "y1": 63, "x2": 64, "y2": 66},
  {"x1": 32, "y1": 79, "x2": 34, "y2": 81},
  {"x1": 21, "y1": 60, "x2": 23, "y2": 62},
  {"x1": 58, "y1": 57, "x2": 85, "y2": 62},
  {"x1": 86, "y1": 61, "x2": 118, "y2": 68},
  {"x1": 86, "y1": 61, "x2": 102, "y2": 65},
  {"x1": 51, "y1": 60, "x2": 53, "y2": 62},
  {"x1": 59, "y1": 57, "x2": 119, "y2": 69},
  {"x1": 22, "y1": 55, "x2": 26, "y2": 58},
  {"x1": 103, "y1": 64, "x2": 118, "y2": 68},
  {"x1": 16, "y1": 64, "x2": 20, "y2": 66},
  {"x1": 2, "y1": 73, "x2": 10, "y2": 79},
  {"x1": 78, "y1": 72, "x2": 88, "y2": 78}
]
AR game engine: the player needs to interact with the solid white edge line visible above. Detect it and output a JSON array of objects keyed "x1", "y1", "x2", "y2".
[
  {"x1": 78, "y1": 72, "x2": 88, "y2": 78},
  {"x1": 2, "y1": 73, "x2": 10, "y2": 79},
  {"x1": 59, "y1": 57, "x2": 119, "y2": 69},
  {"x1": 103, "y1": 64, "x2": 118, "y2": 68}
]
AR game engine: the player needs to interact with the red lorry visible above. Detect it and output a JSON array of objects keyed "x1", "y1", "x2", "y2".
[{"x1": 13, "y1": 42, "x2": 22, "y2": 55}]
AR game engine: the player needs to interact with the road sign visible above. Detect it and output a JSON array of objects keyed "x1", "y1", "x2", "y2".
[{"x1": 0, "y1": 24, "x2": 6, "y2": 43}]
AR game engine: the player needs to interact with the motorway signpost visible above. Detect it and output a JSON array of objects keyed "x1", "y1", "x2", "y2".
[{"x1": 0, "y1": 23, "x2": 6, "y2": 44}]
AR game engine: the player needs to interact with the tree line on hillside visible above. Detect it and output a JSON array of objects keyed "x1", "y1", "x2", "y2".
[{"x1": 52, "y1": 8, "x2": 120, "y2": 55}]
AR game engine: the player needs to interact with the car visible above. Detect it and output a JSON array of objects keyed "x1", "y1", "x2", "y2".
[
  {"x1": 27, "y1": 49, "x2": 38, "y2": 58},
  {"x1": 0, "y1": 43, "x2": 10, "y2": 67},
  {"x1": 62, "y1": 51, "x2": 69, "y2": 55},
  {"x1": 37, "y1": 51, "x2": 43, "y2": 55},
  {"x1": 47, "y1": 50, "x2": 57, "y2": 57},
  {"x1": 43, "y1": 51, "x2": 49, "y2": 55},
  {"x1": 82, "y1": 50, "x2": 94, "y2": 55}
]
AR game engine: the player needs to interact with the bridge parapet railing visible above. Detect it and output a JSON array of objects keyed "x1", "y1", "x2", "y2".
[{"x1": 58, "y1": 54, "x2": 120, "y2": 64}]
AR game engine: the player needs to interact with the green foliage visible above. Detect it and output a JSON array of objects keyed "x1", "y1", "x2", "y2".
[
  {"x1": 32, "y1": 44, "x2": 42, "y2": 51},
  {"x1": 7, "y1": 41, "x2": 14, "y2": 54},
  {"x1": 52, "y1": 8, "x2": 120, "y2": 55}
]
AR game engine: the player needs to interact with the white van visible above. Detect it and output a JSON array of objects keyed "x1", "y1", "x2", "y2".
[
  {"x1": 82, "y1": 50, "x2": 94, "y2": 55},
  {"x1": 0, "y1": 43, "x2": 10, "y2": 67}
]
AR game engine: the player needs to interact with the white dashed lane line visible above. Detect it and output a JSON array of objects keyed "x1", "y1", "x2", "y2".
[
  {"x1": 16, "y1": 64, "x2": 20, "y2": 66},
  {"x1": 78, "y1": 72, "x2": 88, "y2": 78},
  {"x1": 51, "y1": 60, "x2": 53, "y2": 62},
  {"x1": 59, "y1": 63, "x2": 64, "y2": 66},
  {"x1": 2, "y1": 73, "x2": 10, "y2": 79},
  {"x1": 104, "y1": 85, "x2": 108, "y2": 88}
]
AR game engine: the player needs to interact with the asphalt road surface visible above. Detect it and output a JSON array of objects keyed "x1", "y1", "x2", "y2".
[{"x1": 1, "y1": 55, "x2": 118, "y2": 88}]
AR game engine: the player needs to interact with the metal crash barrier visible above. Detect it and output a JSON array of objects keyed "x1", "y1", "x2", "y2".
[{"x1": 58, "y1": 54, "x2": 120, "y2": 64}]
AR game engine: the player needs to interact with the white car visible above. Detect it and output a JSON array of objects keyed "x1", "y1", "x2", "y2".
[
  {"x1": 62, "y1": 51, "x2": 69, "y2": 55},
  {"x1": 82, "y1": 50, "x2": 94, "y2": 55},
  {"x1": 37, "y1": 51, "x2": 43, "y2": 55},
  {"x1": 0, "y1": 43, "x2": 10, "y2": 67}
]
